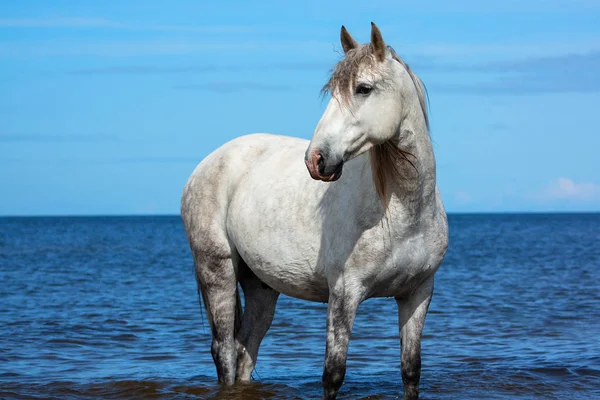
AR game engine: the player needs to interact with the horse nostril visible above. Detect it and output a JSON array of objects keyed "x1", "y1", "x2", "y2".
[{"x1": 316, "y1": 153, "x2": 325, "y2": 174}]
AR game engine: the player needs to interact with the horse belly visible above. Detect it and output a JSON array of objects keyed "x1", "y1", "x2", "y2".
[
  {"x1": 245, "y1": 254, "x2": 329, "y2": 302},
  {"x1": 227, "y1": 194, "x2": 330, "y2": 302},
  {"x1": 230, "y1": 224, "x2": 329, "y2": 302}
]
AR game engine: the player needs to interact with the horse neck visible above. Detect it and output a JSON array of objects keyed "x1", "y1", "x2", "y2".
[
  {"x1": 370, "y1": 94, "x2": 437, "y2": 216},
  {"x1": 398, "y1": 103, "x2": 436, "y2": 185}
]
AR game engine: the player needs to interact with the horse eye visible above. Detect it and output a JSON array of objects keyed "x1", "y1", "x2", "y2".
[{"x1": 355, "y1": 84, "x2": 372, "y2": 95}]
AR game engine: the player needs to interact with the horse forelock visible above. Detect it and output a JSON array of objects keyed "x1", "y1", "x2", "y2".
[
  {"x1": 321, "y1": 44, "x2": 377, "y2": 103},
  {"x1": 322, "y1": 44, "x2": 429, "y2": 206}
]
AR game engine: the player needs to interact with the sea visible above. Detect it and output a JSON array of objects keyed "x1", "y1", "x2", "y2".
[{"x1": 1, "y1": 214, "x2": 599, "y2": 399}]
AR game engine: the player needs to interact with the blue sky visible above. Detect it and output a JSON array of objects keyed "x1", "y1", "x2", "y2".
[{"x1": 1, "y1": 0, "x2": 599, "y2": 215}]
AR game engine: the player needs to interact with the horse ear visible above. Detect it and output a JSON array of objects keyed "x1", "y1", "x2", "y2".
[
  {"x1": 340, "y1": 25, "x2": 359, "y2": 54},
  {"x1": 370, "y1": 22, "x2": 386, "y2": 61}
]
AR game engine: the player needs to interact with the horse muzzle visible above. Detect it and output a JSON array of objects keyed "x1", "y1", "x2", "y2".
[{"x1": 305, "y1": 148, "x2": 344, "y2": 182}]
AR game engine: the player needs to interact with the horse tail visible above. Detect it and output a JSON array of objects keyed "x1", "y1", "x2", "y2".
[
  {"x1": 234, "y1": 286, "x2": 243, "y2": 338},
  {"x1": 194, "y1": 264, "x2": 210, "y2": 333}
]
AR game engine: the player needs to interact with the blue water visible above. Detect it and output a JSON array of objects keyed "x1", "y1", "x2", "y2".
[{"x1": 1, "y1": 214, "x2": 599, "y2": 399}]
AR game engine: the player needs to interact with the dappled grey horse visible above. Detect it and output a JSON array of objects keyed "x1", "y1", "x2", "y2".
[{"x1": 181, "y1": 22, "x2": 448, "y2": 400}]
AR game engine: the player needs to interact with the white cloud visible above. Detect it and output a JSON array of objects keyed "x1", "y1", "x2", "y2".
[{"x1": 541, "y1": 177, "x2": 600, "y2": 201}]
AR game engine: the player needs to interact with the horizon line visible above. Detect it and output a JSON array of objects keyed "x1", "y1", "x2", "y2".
[{"x1": 1, "y1": 210, "x2": 599, "y2": 218}]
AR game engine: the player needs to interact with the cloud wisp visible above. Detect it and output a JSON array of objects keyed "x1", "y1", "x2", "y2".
[
  {"x1": 427, "y1": 51, "x2": 600, "y2": 95},
  {"x1": 0, "y1": 17, "x2": 272, "y2": 33},
  {"x1": 61, "y1": 50, "x2": 600, "y2": 95},
  {"x1": 0, "y1": 133, "x2": 118, "y2": 143},
  {"x1": 67, "y1": 62, "x2": 328, "y2": 76},
  {"x1": 0, "y1": 156, "x2": 201, "y2": 165},
  {"x1": 0, "y1": 17, "x2": 123, "y2": 28},
  {"x1": 0, "y1": 39, "x2": 331, "y2": 58},
  {"x1": 537, "y1": 177, "x2": 600, "y2": 202},
  {"x1": 175, "y1": 81, "x2": 292, "y2": 93},
  {"x1": 117, "y1": 157, "x2": 200, "y2": 164}
]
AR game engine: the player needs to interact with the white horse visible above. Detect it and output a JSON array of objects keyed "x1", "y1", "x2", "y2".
[{"x1": 181, "y1": 22, "x2": 448, "y2": 400}]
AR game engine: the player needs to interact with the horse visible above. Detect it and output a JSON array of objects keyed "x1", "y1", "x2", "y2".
[{"x1": 181, "y1": 22, "x2": 448, "y2": 400}]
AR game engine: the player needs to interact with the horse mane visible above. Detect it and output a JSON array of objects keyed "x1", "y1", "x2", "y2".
[{"x1": 321, "y1": 44, "x2": 430, "y2": 205}]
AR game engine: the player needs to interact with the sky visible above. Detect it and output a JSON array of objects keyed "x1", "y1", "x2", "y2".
[{"x1": 1, "y1": 0, "x2": 599, "y2": 215}]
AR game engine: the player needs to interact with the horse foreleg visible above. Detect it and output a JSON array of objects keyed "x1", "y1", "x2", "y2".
[
  {"x1": 322, "y1": 289, "x2": 361, "y2": 400},
  {"x1": 235, "y1": 267, "x2": 279, "y2": 381},
  {"x1": 395, "y1": 277, "x2": 434, "y2": 400}
]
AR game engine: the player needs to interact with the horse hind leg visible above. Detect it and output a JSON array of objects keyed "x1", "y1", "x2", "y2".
[
  {"x1": 193, "y1": 248, "x2": 242, "y2": 385},
  {"x1": 235, "y1": 261, "x2": 280, "y2": 381}
]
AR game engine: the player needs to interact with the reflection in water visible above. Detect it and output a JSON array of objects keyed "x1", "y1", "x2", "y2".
[{"x1": 1, "y1": 214, "x2": 599, "y2": 399}]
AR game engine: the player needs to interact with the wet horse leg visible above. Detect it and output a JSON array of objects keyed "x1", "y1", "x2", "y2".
[
  {"x1": 235, "y1": 264, "x2": 280, "y2": 381},
  {"x1": 395, "y1": 277, "x2": 434, "y2": 400},
  {"x1": 193, "y1": 250, "x2": 239, "y2": 385},
  {"x1": 321, "y1": 287, "x2": 362, "y2": 400}
]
